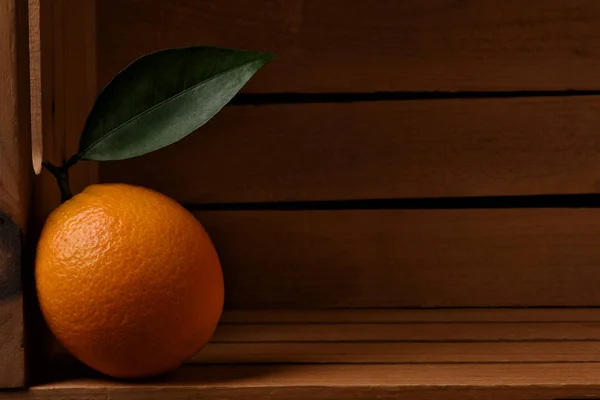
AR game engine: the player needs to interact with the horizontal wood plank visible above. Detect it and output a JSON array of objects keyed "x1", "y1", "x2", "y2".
[
  {"x1": 195, "y1": 209, "x2": 600, "y2": 308},
  {"x1": 212, "y1": 322, "x2": 600, "y2": 342},
  {"x1": 195, "y1": 341, "x2": 600, "y2": 363},
  {"x1": 202, "y1": 310, "x2": 600, "y2": 364},
  {"x1": 210, "y1": 309, "x2": 600, "y2": 362},
  {"x1": 220, "y1": 308, "x2": 600, "y2": 324},
  {"x1": 100, "y1": 97, "x2": 600, "y2": 203},
  {"x1": 24, "y1": 310, "x2": 600, "y2": 399},
  {"x1": 98, "y1": 0, "x2": 600, "y2": 92},
  {"x1": 11, "y1": 363, "x2": 600, "y2": 400}
]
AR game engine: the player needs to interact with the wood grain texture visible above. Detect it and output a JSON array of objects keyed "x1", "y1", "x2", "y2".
[
  {"x1": 35, "y1": 0, "x2": 97, "y2": 220},
  {"x1": 195, "y1": 209, "x2": 600, "y2": 308},
  {"x1": 1, "y1": 0, "x2": 31, "y2": 227},
  {"x1": 16, "y1": 310, "x2": 600, "y2": 398},
  {"x1": 196, "y1": 341, "x2": 600, "y2": 363},
  {"x1": 97, "y1": 0, "x2": 600, "y2": 92},
  {"x1": 214, "y1": 309, "x2": 600, "y2": 342},
  {"x1": 219, "y1": 308, "x2": 600, "y2": 323},
  {"x1": 28, "y1": 0, "x2": 44, "y2": 175},
  {"x1": 212, "y1": 322, "x2": 600, "y2": 342},
  {"x1": 0, "y1": 0, "x2": 30, "y2": 388},
  {"x1": 57, "y1": 0, "x2": 97, "y2": 196},
  {"x1": 100, "y1": 97, "x2": 600, "y2": 203},
  {"x1": 0, "y1": 214, "x2": 24, "y2": 387},
  {"x1": 6, "y1": 363, "x2": 600, "y2": 399},
  {"x1": 27, "y1": 1, "x2": 99, "y2": 386},
  {"x1": 201, "y1": 309, "x2": 600, "y2": 363}
]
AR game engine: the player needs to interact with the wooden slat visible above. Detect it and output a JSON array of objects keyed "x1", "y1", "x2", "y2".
[
  {"x1": 220, "y1": 308, "x2": 600, "y2": 324},
  {"x1": 203, "y1": 309, "x2": 600, "y2": 363},
  {"x1": 1, "y1": 0, "x2": 31, "y2": 226},
  {"x1": 8, "y1": 363, "x2": 600, "y2": 400},
  {"x1": 100, "y1": 97, "x2": 600, "y2": 203},
  {"x1": 0, "y1": 0, "x2": 30, "y2": 388},
  {"x1": 195, "y1": 341, "x2": 600, "y2": 364},
  {"x1": 97, "y1": 0, "x2": 600, "y2": 92},
  {"x1": 195, "y1": 209, "x2": 600, "y2": 308},
  {"x1": 21, "y1": 310, "x2": 600, "y2": 398},
  {"x1": 213, "y1": 322, "x2": 600, "y2": 342},
  {"x1": 0, "y1": 216, "x2": 24, "y2": 388},
  {"x1": 28, "y1": 0, "x2": 46, "y2": 175}
]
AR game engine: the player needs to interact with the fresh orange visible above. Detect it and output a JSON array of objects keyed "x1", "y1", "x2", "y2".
[{"x1": 35, "y1": 184, "x2": 224, "y2": 378}]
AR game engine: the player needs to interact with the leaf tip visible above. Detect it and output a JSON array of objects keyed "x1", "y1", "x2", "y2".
[{"x1": 260, "y1": 52, "x2": 276, "y2": 64}]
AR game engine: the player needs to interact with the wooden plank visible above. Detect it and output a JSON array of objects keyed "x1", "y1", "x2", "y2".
[
  {"x1": 220, "y1": 308, "x2": 600, "y2": 324},
  {"x1": 49, "y1": 309, "x2": 600, "y2": 362},
  {"x1": 28, "y1": 0, "x2": 45, "y2": 175},
  {"x1": 209, "y1": 309, "x2": 600, "y2": 361},
  {"x1": 1, "y1": 0, "x2": 31, "y2": 226},
  {"x1": 0, "y1": 215, "x2": 24, "y2": 387},
  {"x1": 7, "y1": 363, "x2": 600, "y2": 400},
  {"x1": 100, "y1": 97, "x2": 600, "y2": 203},
  {"x1": 195, "y1": 341, "x2": 600, "y2": 364},
  {"x1": 194, "y1": 209, "x2": 600, "y2": 308},
  {"x1": 97, "y1": 0, "x2": 600, "y2": 92},
  {"x1": 0, "y1": 0, "x2": 30, "y2": 388},
  {"x1": 19, "y1": 310, "x2": 600, "y2": 397},
  {"x1": 212, "y1": 322, "x2": 600, "y2": 342}
]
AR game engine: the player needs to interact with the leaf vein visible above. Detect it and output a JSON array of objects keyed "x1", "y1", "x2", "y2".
[{"x1": 78, "y1": 59, "x2": 265, "y2": 159}]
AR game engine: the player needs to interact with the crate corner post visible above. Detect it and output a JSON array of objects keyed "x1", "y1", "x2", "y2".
[{"x1": 0, "y1": 0, "x2": 33, "y2": 389}]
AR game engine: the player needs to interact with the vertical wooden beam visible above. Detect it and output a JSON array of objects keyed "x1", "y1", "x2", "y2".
[
  {"x1": 28, "y1": 0, "x2": 49, "y2": 177},
  {"x1": 0, "y1": 0, "x2": 31, "y2": 388}
]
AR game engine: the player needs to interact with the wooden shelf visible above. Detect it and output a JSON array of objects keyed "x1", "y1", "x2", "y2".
[
  {"x1": 9, "y1": 308, "x2": 600, "y2": 399},
  {"x1": 12, "y1": 363, "x2": 600, "y2": 400}
]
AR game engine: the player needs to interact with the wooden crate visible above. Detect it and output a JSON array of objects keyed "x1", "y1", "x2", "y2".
[{"x1": 5, "y1": 0, "x2": 600, "y2": 398}]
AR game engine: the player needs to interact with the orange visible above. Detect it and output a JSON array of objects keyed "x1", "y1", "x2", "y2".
[{"x1": 35, "y1": 184, "x2": 224, "y2": 378}]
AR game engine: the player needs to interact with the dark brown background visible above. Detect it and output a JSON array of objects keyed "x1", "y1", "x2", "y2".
[{"x1": 96, "y1": 0, "x2": 600, "y2": 309}]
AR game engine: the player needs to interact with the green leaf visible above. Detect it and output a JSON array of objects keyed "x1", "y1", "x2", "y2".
[{"x1": 76, "y1": 46, "x2": 274, "y2": 161}]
